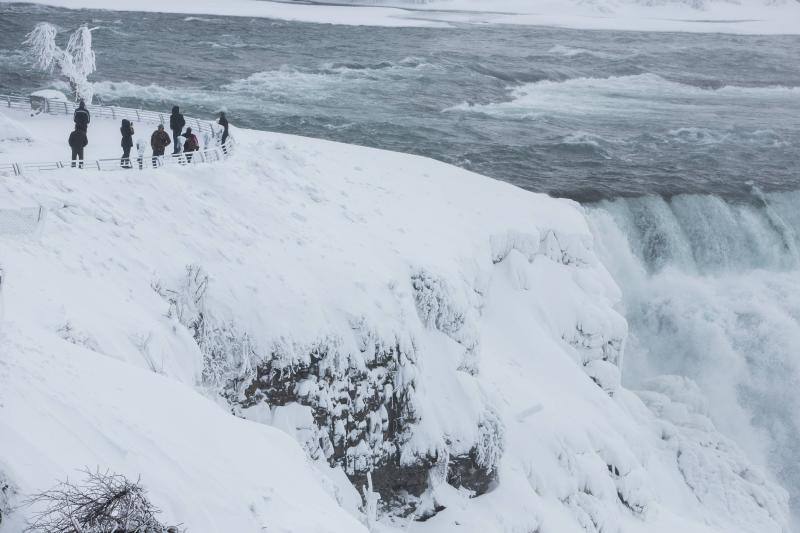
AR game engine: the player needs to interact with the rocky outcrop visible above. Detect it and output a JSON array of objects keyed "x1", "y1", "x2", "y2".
[{"x1": 155, "y1": 265, "x2": 503, "y2": 517}]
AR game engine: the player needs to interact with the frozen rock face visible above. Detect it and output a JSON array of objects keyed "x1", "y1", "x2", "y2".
[
  {"x1": 156, "y1": 223, "x2": 629, "y2": 518},
  {"x1": 157, "y1": 266, "x2": 503, "y2": 515}
]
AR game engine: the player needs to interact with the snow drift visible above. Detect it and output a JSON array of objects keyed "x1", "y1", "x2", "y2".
[{"x1": 0, "y1": 106, "x2": 790, "y2": 532}]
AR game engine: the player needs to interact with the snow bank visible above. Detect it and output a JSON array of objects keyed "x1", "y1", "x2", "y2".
[
  {"x1": 9, "y1": 0, "x2": 800, "y2": 33},
  {"x1": 0, "y1": 107, "x2": 789, "y2": 531}
]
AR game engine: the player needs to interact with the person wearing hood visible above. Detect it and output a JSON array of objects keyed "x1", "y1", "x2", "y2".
[
  {"x1": 120, "y1": 119, "x2": 135, "y2": 168},
  {"x1": 218, "y1": 111, "x2": 229, "y2": 151},
  {"x1": 183, "y1": 127, "x2": 200, "y2": 163},
  {"x1": 73, "y1": 99, "x2": 90, "y2": 132},
  {"x1": 68, "y1": 126, "x2": 88, "y2": 168},
  {"x1": 151, "y1": 124, "x2": 171, "y2": 167},
  {"x1": 169, "y1": 105, "x2": 186, "y2": 154}
]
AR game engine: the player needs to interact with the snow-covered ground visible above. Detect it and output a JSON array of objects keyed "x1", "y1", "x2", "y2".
[
  {"x1": 0, "y1": 107, "x2": 791, "y2": 532},
  {"x1": 6, "y1": 0, "x2": 800, "y2": 33}
]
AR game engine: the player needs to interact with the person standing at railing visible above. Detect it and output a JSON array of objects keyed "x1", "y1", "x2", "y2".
[
  {"x1": 120, "y1": 119, "x2": 134, "y2": 169},
  {"x1": 183, "y1": 127, "x2": 200, "y2": 163},
  {"x1": 73, "y1": 99, "x2": 90, "y2": 133},
  {"x1": 218, "y1": 112, "x2": 229, "y2": 152},
  {"x1": 169, "y1": 106, "x2": 186, "y2": 155},
  {"x1": 68, "y1": 126, "x2": 88, "y2": 168},
  {"x1": 150, "y1": 124, "x2": 171, "y2": 168}
]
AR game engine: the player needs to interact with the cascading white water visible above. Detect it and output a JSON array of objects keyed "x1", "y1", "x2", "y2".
[{"x1": 588, "y1": 190, "x2": 800, "y2": 524}]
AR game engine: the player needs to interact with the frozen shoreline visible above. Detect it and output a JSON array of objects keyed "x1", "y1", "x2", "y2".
[{"x1": 4, "y1": 0, "x2": 800, "y2": 34}]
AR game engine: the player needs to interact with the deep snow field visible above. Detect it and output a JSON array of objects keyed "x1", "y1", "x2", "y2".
[
  {"x1": 0, "y1": 106, "x2": 792, "y2": 532},
  {"x1": 6, "y1": 0, "x2": 800, "y2": 33}
]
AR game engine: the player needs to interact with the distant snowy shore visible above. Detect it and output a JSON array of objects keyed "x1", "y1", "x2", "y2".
[{"x1": 4, "y1": 0, "x2": 800, "y2": 34}]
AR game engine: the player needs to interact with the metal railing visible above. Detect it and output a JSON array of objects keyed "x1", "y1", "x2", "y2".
[
  {"x1": 1, "y1": 93, "x2": 232, "y2": 176},
  {"x1": 1, "y1": 137, "x2": 236, "y2": 176},
  {"x1": 2, "y1": 93, "x2": 218, "y2": 134}
]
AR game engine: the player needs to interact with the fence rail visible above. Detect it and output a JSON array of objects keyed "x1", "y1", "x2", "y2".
[
  {"x1": 2, "y1": 93, "x2": 218, "y2": 134},
  {"x1": 1, "y1": 93, "x2": 232, "y2": 176}
]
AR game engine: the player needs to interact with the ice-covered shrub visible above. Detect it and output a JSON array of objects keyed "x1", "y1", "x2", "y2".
[
  {"x1": 411, "y1": 269, "x2": 480, "y2": 374},
  {"x1": 22, "y1": 469, "x2": 171, "y2": 533},
  {"x1": 152, "y1": 264, "x2": 256, "y2": 396},
  {"x1": 24, "y1": 23, "x2": 96, "y2": 103}
]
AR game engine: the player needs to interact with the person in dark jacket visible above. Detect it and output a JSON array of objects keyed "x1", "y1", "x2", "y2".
[
  {"x1": 218, "y1": 112, "x2": 229, "y2": 150},
  {"x1": 169, "y1": 106, "x2": 185, "y2": 154},
  {"x1": 120, "y1": 119, "x2": 135, "y2": 168},
  {"x1": 183, "y1": 127, "x2": 200, "y2": 163},
  {"x1": 151, "y1": 124, "x2": 171, "y2": 167},
  {"x1": 68, "y1": 126, "x2": 88, "y2": 168},
  {"x1": 73, "y1": 99, "x2": 90, "y2": 132}
]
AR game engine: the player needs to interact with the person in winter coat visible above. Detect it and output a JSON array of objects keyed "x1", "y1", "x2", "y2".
[
  {"x1": 73, "y1": 99, "x2": 90, "y2": 132},
  {"x1": 183, "y1": 127, "x2": 200, "y2": 163},
  {"x1": 68, "y1": 126, "x2": 88, "y2": 168},
  {"x1": 120, "y1": 119, "x2": 135, "y2": 168},
  {"x1": 169, "y1": 105, "x2": 186, "y2": 154},
  {"x1": 150, "y1": 124, "x2": 171, "y2": 167},
  {"x1": 218, "y1": 111, "x2": 229, "y2": 150}
]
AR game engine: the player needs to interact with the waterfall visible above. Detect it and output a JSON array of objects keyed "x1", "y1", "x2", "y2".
[{"x1": 588, "y1": 189, "x2": 800, "y2": 523}]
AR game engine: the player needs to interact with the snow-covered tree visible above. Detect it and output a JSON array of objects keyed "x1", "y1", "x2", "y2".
[{"x1": 23, "y1": 23, "x2": 97, "y2": 103}]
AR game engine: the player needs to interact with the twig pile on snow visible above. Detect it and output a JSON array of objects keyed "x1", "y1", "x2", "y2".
[{"x1": 23, "y1": 469, "x2": 171, "y2": 533}]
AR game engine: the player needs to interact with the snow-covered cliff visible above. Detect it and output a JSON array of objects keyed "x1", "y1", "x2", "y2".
[{"x1": 0, "y1": 108, "x2": 789, "y2": 532}]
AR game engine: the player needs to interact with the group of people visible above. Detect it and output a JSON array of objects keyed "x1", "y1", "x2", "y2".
[{"x1": 67, "y1": 100, "x2": 231, "y2": 169}]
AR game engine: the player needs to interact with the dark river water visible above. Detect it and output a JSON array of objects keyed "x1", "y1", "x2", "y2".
[{"x1": 1, "y1": 3, "x2": 799, "y2": 201}]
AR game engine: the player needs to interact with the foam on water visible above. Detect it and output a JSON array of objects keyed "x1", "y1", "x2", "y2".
[{"x1": 450, "y1": 74, "x2": 800, "y2": 119}]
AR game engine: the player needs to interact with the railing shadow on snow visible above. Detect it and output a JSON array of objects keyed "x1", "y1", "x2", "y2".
[{"x1": 1, "y1": 94, "x2": 234, "y2": 176}]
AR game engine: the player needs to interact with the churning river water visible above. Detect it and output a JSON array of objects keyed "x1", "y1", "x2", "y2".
[
  {"x1": 1, "y1": 3, "x2": 800, "y2": 201},
  {"x1": 2, "y1": 1, "x2": 800, "y2": 524}
]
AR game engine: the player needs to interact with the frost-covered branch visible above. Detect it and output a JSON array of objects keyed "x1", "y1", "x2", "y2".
[
  {"x1": 22, "y1": 468, "x2": 173, "y2": 533},
  {"x1": 23, "y1": 23, "x2": 60, "y2": 73},
  {"x1": 23, "y1": 22, "x2": 97, "y2": 103}
]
